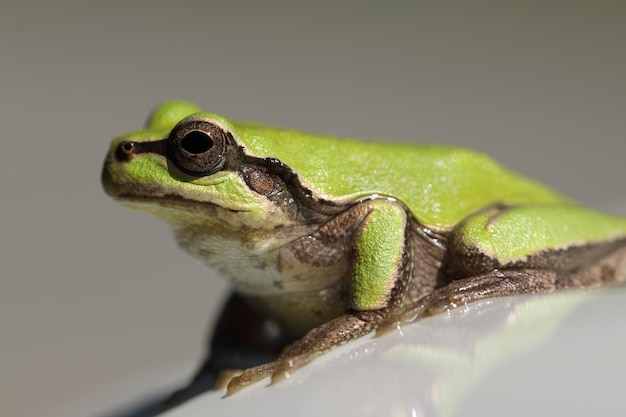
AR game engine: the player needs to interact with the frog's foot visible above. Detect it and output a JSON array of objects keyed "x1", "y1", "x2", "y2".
[
  {"x1": 215, "y1": 369, "x2": 245, "y2": 390},
  {"x1": 225, "y1": 351, "x2": 323, "y2": 395},
  {"x1": 225, "y1": 362, "x2": 276, "y2": 396},
  {"x1": 269, "y1": 351, "x2": 325, "y2": 385},
  {"x1": 225, "y1": 310, "x2": 386, "y2": 396},
  {"x1": 388, "y1": 269, "x2": 567, "y2": 325}
]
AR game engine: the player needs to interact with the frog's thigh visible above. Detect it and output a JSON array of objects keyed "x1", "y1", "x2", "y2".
[{"x1": 449, "y1": 204, "x2": 626, "y2": 276}]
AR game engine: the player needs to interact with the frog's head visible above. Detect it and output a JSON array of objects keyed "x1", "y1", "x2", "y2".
[{"x1": 102, "y1": 101, "x2": 312, "y2": 238}]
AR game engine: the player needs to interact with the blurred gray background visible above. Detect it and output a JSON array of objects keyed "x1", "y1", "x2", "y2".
[{"x1": 2, "y1": 2, "x2": 625, "y2": 417}]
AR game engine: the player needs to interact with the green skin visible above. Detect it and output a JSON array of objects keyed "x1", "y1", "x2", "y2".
[{"x1": 102, "y1": 101, "x2": 626, "y2": 401}]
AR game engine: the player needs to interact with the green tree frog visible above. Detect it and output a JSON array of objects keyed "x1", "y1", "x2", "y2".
[{"x1": 102, "y1": 101, "x2": 626, "y2": 401}]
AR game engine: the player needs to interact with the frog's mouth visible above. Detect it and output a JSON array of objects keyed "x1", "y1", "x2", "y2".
[
  {"x1": 117, "y1": 194, "x2": 246, "y2": 215},
  {"x1": 101, "y1": 161, "x2": 251, "y2": 231}
]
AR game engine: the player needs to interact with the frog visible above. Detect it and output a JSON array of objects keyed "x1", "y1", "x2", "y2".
[{"x1": 101, "y1": 101, "x2": 626, "y2": 402}]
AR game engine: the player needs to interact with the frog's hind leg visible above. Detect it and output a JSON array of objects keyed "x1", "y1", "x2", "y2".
[
  {"x1": 394, "y1": 241, "x2": 626, "y2": 323},
  {"x1": 389, "y1": 203, "x2": 626, "y2": 325}
]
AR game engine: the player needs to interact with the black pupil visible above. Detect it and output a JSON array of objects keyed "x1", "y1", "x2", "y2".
[{"x1": 181, "y1": 131, "x2": 214, "y2": 154}]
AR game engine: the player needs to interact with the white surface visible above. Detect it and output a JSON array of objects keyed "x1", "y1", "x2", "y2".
[
  {"x1": 2, "y1": 2, "x2": 625, "y2": 417},
  {"x1": 162, "y1": 288, "x2": 626, "y2": 417}
]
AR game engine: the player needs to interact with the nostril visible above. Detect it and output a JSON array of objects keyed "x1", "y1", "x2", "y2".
[
  {"x1": 113, "y1": 138, "x2": 168, "y2": 163},
  {"x1": 115, "y1": 141, "x2": 135, "y2": 162}
]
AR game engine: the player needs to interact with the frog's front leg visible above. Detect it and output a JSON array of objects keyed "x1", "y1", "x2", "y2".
[
  {"x1": 226, "y1": 199, "x2": 411, "y2": 395},
  {"x1": 226, "y1": 310, "x2": 387, "y2": 395}
]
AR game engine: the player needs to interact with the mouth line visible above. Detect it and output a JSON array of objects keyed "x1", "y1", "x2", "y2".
[{"x1": 114, "y1": 193, "x2": 247, "y2": 214}]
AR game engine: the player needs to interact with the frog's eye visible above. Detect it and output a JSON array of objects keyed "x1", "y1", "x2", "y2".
[{"x1": 169, "y1": 119, "x2": 228, "y2": 176}]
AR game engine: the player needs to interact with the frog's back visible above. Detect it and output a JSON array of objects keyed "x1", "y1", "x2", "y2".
[{"x1": 234, "y1": 123, "x2": 584, "y2": 228}]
